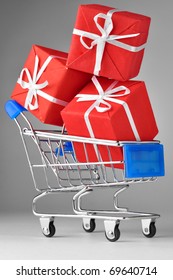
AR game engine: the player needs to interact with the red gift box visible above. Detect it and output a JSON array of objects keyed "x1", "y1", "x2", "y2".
[
  {"x1": 67, "y1": 4, "x2": 151, "y2": 81},
  {"x1": 61, "y1": 76, "x2": 158, "y2": 169},
  {"x1": 11, "y1": 45, "x2": 92, "y2": 125}
]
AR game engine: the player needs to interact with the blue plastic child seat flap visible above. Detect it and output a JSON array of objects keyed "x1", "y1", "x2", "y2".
[
  {"x1": 5, "y1": 100, "x2": 27, "y2": 119},
  {"x1": 123, "y1": 143, "x2": 165, "y2": 178},
  {"x1": 55, "y1": 141, "x2": 75, "y2": 158}
]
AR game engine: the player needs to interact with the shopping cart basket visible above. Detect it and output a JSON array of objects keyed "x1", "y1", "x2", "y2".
[{"x1": 5, "y1": 100, "x2": 165, "y2": 242}]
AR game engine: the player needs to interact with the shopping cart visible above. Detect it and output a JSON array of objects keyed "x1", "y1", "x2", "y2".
[{"x1": 5, "y1": 100, "x2": 165, "y2": 242}]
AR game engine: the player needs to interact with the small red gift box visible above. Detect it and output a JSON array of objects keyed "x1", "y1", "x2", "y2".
[
  {"x1": 11, "y1": 45, "x2": 91, "y2": 126},
  {"x1": 67, "y1": 4, "x2": 151, "y2": 81},
  {"x1": 61, "y1": 76, "x2": 158, "y2": 169}
]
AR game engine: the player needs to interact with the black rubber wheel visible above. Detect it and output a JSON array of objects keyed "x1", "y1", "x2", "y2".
[
  {"x1": 43, "y1": 221, "x2": 56, "y2": 237},
  {"x1": 143, "y1": 222, "x2": 156, "y2": 238},
  {"x1": 83, "y1": 219, "x2": 96, "y2": 233},
  {"x1": 105, "y1": 224, "x2": 120, "y2": 242}
]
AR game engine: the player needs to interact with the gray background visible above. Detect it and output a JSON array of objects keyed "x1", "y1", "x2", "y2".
[{"x1": 0, "y1": 0, "x2": 173, "y2": 259}]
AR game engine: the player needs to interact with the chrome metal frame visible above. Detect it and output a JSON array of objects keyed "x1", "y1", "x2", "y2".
[{"x1": 14, "y1": 112, "x2": 160, "y2": 239}]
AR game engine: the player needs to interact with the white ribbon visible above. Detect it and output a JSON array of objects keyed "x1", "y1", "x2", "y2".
[
  {"x1": 17, "y1": 55, "x2": 68, "y2": 110},
  {"x1": 76, "y1": 76, "x2": 140, "y2": 143},
  {"x1": 73, "y1": 9, "x2": 146, "y2": 75}
]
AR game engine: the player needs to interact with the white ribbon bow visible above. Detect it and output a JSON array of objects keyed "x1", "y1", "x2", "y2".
[
  {"x1": 73, "y1": 9, "x2": 146, "y2": 76},
  {"x1": 17, "y1": 55, "x2": 68, "y2": 110},
  {"x1": 76, "y1": 76, "x2": 140, "y2": 141},
  {"x1": 77, "y1": 76, "x2": 130, "y2": 112}
]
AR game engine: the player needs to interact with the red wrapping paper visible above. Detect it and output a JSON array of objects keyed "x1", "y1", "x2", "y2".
[
  {"x1": 61, "y1": 77, "x2": 158, "y2": 169},
  {"x1": 11, "y1": 45, "x2": 92, "y2": 126},
  {"x1": 67, "y1": 4, "x2": 151, "y2": 81}
]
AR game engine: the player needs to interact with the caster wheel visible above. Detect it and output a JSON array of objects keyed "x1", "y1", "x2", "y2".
[
  {"x1": 143, "y1": 222, "x2": 156, "y2": 238},
  {"x1": 42, "y1": 221, "x2": 56, "y2": 238},
  {"x1": 105, "y1": 224, "x2": 120, "y2": 242},
  {"x1": 83, "y1": 219, "x2": 96, "y2": 233}
]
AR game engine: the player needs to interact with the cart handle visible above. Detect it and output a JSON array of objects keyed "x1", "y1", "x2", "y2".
[{"x1": 5, "y1": 100, "x2": 27, "y2": 119}]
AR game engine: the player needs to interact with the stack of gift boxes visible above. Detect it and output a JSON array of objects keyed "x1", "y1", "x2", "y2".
[{"x1": 11, "y1": 4, "x2": 159, "y2": 170}]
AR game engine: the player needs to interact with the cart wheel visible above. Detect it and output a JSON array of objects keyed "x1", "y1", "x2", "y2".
[
  {"x1": 83, "y1": 218, "x2": 96, "y2": 233},
  {"x1": 105, "y1": 224, "x2": 120, "y2": 242},
  {"x1": 42, "y1": 221, "x2": 56, "y2": 238},
  {"x1": 143, "y1": 222, "x2": 156, "y2": 238}
]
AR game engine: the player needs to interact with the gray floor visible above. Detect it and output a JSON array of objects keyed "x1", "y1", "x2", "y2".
[{"x1": 0, "y1": 212, "x2": 172, "y2": 260}]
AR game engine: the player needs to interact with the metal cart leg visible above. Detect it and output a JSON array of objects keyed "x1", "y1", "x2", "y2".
[
  {"x1": 73, "y1": 187, "x2": 93, "y2": 215},
  {"x1": 113, "y1": 186, "x2": 129, "y2": 211}
]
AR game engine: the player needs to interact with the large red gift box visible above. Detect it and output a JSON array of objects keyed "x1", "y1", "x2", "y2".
[
  {"x1": 67, "y1": 4, "x2": 151, "y2": 81},
  {"x1": 61, "y1": 76, "x2": 158, "y2": 168},
  {"x1": 11, "y1": 45, "x2": 91, "y2": 126}
]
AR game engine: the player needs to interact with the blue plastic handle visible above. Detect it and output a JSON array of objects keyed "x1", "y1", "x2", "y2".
[{"x1": 5, "y1": 100, "x2": 27, "y2": 119}]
